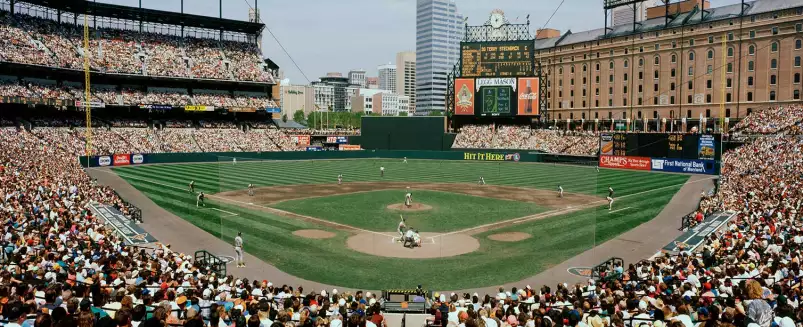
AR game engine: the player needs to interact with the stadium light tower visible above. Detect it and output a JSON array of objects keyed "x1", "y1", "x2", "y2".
[{"x1": 83, "y1": 13, "x2": 92, "y2": 157}]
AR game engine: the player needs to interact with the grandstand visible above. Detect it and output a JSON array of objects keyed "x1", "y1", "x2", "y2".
[{"x1": 2, "y1": 0, "x2": 803, "y2": 327}]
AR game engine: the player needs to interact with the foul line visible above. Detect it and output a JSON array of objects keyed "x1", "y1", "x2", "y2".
[
  {"x1": 432, "y1": 176, "x2": 717, "y2": 238},
  {"x1": 202, "y1": 208, "x2": 239, "y2": 217},
  {"x1": 90, "y1": 168, "x2": 398, "y2": 239},
  {"x1": 608, "y1": 206, "x2": 633, "y2": 214}
]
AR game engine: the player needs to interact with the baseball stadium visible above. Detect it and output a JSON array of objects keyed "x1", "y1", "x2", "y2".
[{"x1": 1, "y1": 0, "x2": 802, "y2": 327}]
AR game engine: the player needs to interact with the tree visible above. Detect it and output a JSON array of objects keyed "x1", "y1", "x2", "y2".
[
  {"x1": 292, "y1": 110, "x2": 306, "y2": 125},
  {"x1": 281, "y1": 113, "x2": 288, "y2": 123},
  {"x1": 428, "y1": 111, "x2": 443, "y2": 116},
  {"x1": 398, "y1": 111, "x2": 408, "y2": 117}
]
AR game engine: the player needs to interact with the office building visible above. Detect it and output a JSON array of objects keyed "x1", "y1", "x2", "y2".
[
  {"x1": 348, "y1": 69, "x2": 367, "y2": 88},
  {"x1": 395, "y1": 51, "x2": 416, "y2": 112},
  {"x1": 416, "y1": 0, "x2": 463, "y2": 114},
  {"x1": 378, "y1": 64, "x2": 397, "y2": 92}
]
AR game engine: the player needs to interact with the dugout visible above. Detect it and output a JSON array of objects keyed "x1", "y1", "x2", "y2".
[{"x1": 361, "y1": 116, "x2": 450, "y2": 151}]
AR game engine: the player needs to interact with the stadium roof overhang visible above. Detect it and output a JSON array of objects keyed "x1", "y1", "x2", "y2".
[{"x1": 18, "y1": 0, "x2": 265, "y2": 35}]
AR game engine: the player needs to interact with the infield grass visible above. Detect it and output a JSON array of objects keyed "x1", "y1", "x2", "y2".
[{"x1": 113, "y1": 159, "x2": 690, "y2": 290}]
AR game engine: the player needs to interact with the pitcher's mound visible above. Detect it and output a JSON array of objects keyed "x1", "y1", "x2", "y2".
[
  {"x1": 386, "y1": 203, "x2": 433, "y2": 211},
  {"x1": 347, "y1": 232, "x2": 478, "y2": 258},
  {"x1": 293, "y1": 229, "x2": 336, "y2": 239},
  {"x1": 488, "y1": 232, "x2": 531, "y2": 242}
]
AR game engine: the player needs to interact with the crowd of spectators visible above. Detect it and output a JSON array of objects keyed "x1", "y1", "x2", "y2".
[
  {"x1": 452, "y1": 125, "x2": 599, "y2": 156},
  {"x1": 0, "y1": 11, "x2": 277, "y2": 83},
  {"x1": 0, "y1": 81, "x2": 276, "y2": 108},
  {"x1": 732, "y1": 105, "x2": 803, "y2": 135},
  {"x1": 1, "y1": 107, "x2": 803, "y2": 327}
]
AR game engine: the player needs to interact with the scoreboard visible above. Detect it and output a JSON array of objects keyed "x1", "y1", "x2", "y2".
[
  {"x1": 461, "y1": 41, "x2": 533, "y2": 78},
  {"x1": 600, "y1": 133, "x2": 721, "y2": 160}
]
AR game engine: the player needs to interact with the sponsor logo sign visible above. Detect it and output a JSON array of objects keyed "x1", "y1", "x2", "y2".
[
  {"x1": 476, "y1": 78, "x2": 517, "y2": 90},
  {"x1": 227, "y1": 107, "x2": 257, "y2": 113},
  {"x1": 113, "y1": 154, "x2": 130, "y2": 166},
  {"x1": 339, "y1": 144, "x2": 361, "y2": 151},
  {"x1": 88, "y1": 203, "x2": 157, "y2": 245},
  {"x1": 517, "y1": 77, "x2": 539, "y2": 115},
  {"x1": 132, "y1": 154, "x2": 144, "y2": 164},
  {"x1": 265, "y1": 107, "x2": 281, "y2": 113},
  {"x1": 325, "y1": 136, "x2": 349, "y2": 144},
  {"x1": 293, "y1": 135, "x2": 311, "y2": 146},
  {"x1": 184, "y1": 105, "x2": 214, "y2": 112},
  {"x1": 698, "y1": 134, "x2": 715, "y2": 160},
  {"x1": 75, "y1": 100, "x2": 106, "y2": 108},
  {"x1": 454, "y1": 79, "x2": 475, "y2": 115},
  {"x1": 463, "y1": 152, "x2": 521, "y2": 162},
  {"x1": 306, "y1": 146, "x2": 322, "y2": 151},
  {"x1": 138, "y1": 104, "x2": 173, "y2": 110},
  {"x1": 98, "y1": 156, "x2": 111, "y2": 166},
  {"x1": 651, "y1": 158, "x2": 716, "y2": 174},
  {"x1": 599, "y1": 133, "x2": 614, "y2": 156},
  {"x1": 599, "y1": 155, "x2": 651, "y2": 170}
]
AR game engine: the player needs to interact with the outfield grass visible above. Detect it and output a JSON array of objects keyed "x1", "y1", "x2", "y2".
[
  {"x1": 272, "y1": 189, "x2": 547, "y2": 232},
  {"x1": 113, "y1": 159, "x2": 689, "y2": 290}
]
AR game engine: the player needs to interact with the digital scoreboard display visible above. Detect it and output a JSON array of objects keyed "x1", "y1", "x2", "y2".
[
  {"x1": 461, "y1": 41, "x2": 532, "y2": 78},
  {"x1": 481, "y1": 86, "x2": 512, "y2": 115}
]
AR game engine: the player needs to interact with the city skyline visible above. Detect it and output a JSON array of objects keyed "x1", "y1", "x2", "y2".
[{"x1": 94, "y1": 0, "x2": 745, "y2": 84}]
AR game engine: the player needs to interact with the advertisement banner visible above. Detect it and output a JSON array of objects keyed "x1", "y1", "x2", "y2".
[
  {"x1": 324, "y1": 136, "x2": 349, "y2": 144},
  {"x1": 228, "y1": 107, "x2": 257, "y2": 112},
  {"x1": 599, "y1": 133, "x2": 614, "y2": 156},
  {"x1": 339, "y1": 144, "x2": 361, "y2": 151},
  {"x1": 139, "y1": 104, "x2": 173, "y2": 110},
  {"x1": 98, "y1": 156, "x2": 111, "y2": 167},
  {"x1": 265, "y1": 107, "x2": 281, "y2": 113},
  {"x1": 651, "y1": 158, "x2": 716, "y2": 174},
  {"x1": 75, "y1": 100, "x2": 105, "y2": 108},
  {"x1": 599, "y1": 155, "x2": 651, "y2": 170},
  {"x1": 698, "y1": 134, "x2": 715, "y2": 160},
  {"x1": 517, "y1": 77, "x2": 539, "y2": 115},
  {"x1": 463, "y1": 152, "x2": 521, "y2": 162},
  {"x1": 184, "y1": 105, "x2": 214, "y2": 112},
  {"x1": 306, "y1": 146, "x2": 322, "y2": 151},
  {"x1": 113, "y1": 154, "x2": 131, "y2": 166},
  {"x1": 132, "y1": 154, "x2": 144, "y2": 164},
  {"x1": 454, "y1": 78, "x2": 475, "y2": 115},
  {"x1": 293, "y1": 135, "x2": 311, "y2": 146}
]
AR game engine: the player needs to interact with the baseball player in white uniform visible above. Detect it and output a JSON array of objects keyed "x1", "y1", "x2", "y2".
[
  {"x1": 196, "y1": 192, "x2": 205, "y2": 207},
  {"x1": 596, "y1": 165, "x2": 600, "y2": 173},
  {"x1": 234, "y1": 232, "x2": 244, "y2": 267},
  {"x1": 403, "y1": 157, "x2": 408, "y2": 164},
  {"x1": 338, "y1": 174, "x2": 343, "y2": 185},
  {"x1": 558, "y1": 185, "x2": 564, "y2": 198},
  {"x1": 607, "y1": 186, "x2": 615, "y2": 210},
  {"x1": 405, "y1": 191, "x2": 413, "y2": 207},
  {"x1": 478, "y1": 176, "x2": 485, "y2": 185},
  {"x1": 248, "y1": 184, "x2": 254, "y2": 196},
  {"x1": 397, "y1": 216, "x2": 407, "y2": 241},
  {"x1": 189, "y1": 180, "x2": 195, "y2": 193},
  {"x1": 380, "y1": 166, "x2": 385, "y2": 177},
  {"x1": 233, "y1": 157, "x2": 237, "y2": 165}
]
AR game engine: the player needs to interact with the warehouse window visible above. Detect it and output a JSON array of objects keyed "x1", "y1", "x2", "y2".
[
  {"x1": 708, "y1": 49, "x2": 714, "y2": 59},
  {"x1": 747, "y1": 92, "x2": 753, "y2": 101},
  {"x1": 770, "y1": 91, "x2": 776, "y2": 101}
]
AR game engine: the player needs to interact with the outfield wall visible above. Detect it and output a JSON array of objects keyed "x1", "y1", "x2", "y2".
[{"x1": 78, "y1": 150, "x2": 599, "y2": 168}]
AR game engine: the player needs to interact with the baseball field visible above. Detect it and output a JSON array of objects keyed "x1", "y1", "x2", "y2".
[{"x1": 111, "y1": 158, "x2": 689, "y2": 290}]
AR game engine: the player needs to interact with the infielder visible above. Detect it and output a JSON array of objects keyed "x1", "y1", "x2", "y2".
[
  {"x1": 189, "y1": 180, "x2": 195, "y2": 193},
  {"x1": 248, "y1": 183, "x2": 254, "y2": 196},
  {"x1": 380, "y1": 166, "x2": 385, "y2": 177},
  {"x1": 397, "y1": 216, "x2": 407, "y2": 241},
  {"x1": 338, "y1": 174, "x2": 343, "y2": 185},
  {"x1": 196, "y1": 192, "x2": 205, "y2": 207},
  {"x1": 478, "y1": 176, "x2": 485, "y2": 185},
  {"x1": 234, "y1": 232, "x2": 244, "y2": 267},
  {"x1": 558, "y1": 185, "x2": 564, "y2": 198},
  {"x1": 607, "y1": 186, "x2": 614, "y2": 210}
]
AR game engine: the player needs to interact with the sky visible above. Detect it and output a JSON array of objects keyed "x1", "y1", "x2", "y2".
[{"x1": 97, "y1": 0, "x2": 745, "y2": 84}]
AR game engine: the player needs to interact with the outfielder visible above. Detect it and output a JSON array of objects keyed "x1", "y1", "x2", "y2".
[
  {"x1": 596, "y1": 165, "x2": 600, "y2": 173},
  {"x1": 338, "y1": 174, "x2": 343, "y2": 185},
  {"x1": 380, "y1": 166, "x2": 385, "y2": 177},
  {"x1": 196, "y1": 192, "x2": 205, "y2": 207},
  {"x1": 234, "y1": 232, "x2": 245, "y2": 267},
  {"x1": 233, "y1": 158, "x2": 237, "y2": 165},
  {"x1": 478, "y1": 176, "x2": 485, "y2": 185},
  {"x1": 403, "y1": 157, "x2": 408, "y2": 164},
  {"x1": 607, "y1": 186, "x2": 614, "y2": 210},
  {"x1": 189, "y1": 180, "x2": 195, "y2": 193},
  {"x1": 397, "y1": 216, "x2": 407, "y2": 241},
  {"x1": 558, "y1": 185, "x2": 564, "y2": 198},
  {"x1": 248, "y1": 183, "x2": 254, "y2": 196}
]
